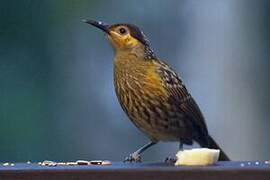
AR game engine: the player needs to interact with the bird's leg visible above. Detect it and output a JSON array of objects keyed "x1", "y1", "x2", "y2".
[
  {"x1": 165, "y1": 142, "x2": 184, "y2": 163},
  {"x1": 124, "y1": 141, "x2": 156, "y2": 162},
  {"x1": 179, "y1": 142, "x2": 184, "y2": 151}
]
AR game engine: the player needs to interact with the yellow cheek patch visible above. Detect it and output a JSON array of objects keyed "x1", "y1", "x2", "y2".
[
  {"x1": 109, "y1": 31, "x2": 139, "y2": 48},
  {"x1": 108, "y1": 31, "x2": 122, "y2": 46},
  {"x1": 124, "y1": 35, "x2": 139, "y2": 47}
]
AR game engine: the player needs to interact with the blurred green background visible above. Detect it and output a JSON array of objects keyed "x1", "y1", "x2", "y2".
[{"x1": 0, "y1": 0, "x2": 270, "y2": 162}]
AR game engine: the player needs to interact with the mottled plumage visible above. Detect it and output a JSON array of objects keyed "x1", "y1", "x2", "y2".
[
  {"x1": 114, "y1": 55, "x2": 209, "y2": 145},
  {"x1": 84, "y1": 19, "x2": 229, "y2": 162}
]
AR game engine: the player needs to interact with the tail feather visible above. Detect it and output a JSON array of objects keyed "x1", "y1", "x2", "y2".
[{"x1": 206, "y1": 135, "x2": 230, "y2": 161}]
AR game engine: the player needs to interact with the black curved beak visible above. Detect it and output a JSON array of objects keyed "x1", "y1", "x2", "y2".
[{"x1": 82, "y1": 19, "x2": 109, "y2": 34}]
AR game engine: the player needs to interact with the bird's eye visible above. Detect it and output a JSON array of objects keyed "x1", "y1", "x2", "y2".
[{"x1": 119, "y1": 27, "x2": 127, "y2": 34}]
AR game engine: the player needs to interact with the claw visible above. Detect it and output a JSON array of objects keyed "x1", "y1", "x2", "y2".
[
  {"x1": 165, "y1": 156, "x2": 176, "y2": 163},
  {"x1": 123, "y1": 153, "x2": 141, "y2": 163}
]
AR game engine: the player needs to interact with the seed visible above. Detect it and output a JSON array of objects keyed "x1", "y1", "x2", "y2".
[
  {"x1": 41, "y1": 160, "x2": 57, "y2": 166},
  {"x1": 3, "y1": 163, "x2": 9, "y2": 166},
  {"x1": 76, "y1": 160, "x2": 89, "y2": 165},
  {"x1": 240, "y1": 163, "x2": 245, "y2": 167},
  {"x1": 57, "y1": 162, "x2": 67, "y2": 166},
  {"x1": 27, "y1": 161, "x2": 31, "y2": 164},
  {"x1": 66, "y1": 162, "x2": 77, "y2": 166},
  {"x1": 101, "y1": 160, "x2": 112, "y2": 165},
  {"x1": 90, "y1": 160, "x2": 103, "y2": 165}
]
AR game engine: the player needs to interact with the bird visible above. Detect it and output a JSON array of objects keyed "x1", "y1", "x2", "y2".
[{"x1": 83, "y1": 19, "x2": 229, "y2": 162}]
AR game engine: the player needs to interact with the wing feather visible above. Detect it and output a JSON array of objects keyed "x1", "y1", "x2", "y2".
[{"x1": 155, "y1": 60, "x2": 209, "y2": 141}]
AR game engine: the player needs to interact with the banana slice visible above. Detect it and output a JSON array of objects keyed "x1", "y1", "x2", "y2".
[{"x1": 175, "y1": 148, "x2": 220, "y2": 166}]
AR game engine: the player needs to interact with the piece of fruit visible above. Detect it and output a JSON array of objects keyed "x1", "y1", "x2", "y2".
[{"x1": 175, "y1": 148, "x2": 220, "y2": 166}]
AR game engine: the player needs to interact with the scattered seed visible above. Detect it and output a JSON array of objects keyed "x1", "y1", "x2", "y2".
[
  {"x1": 255, "y1": 161, "x2": 259, "y2": 165},
  {"x1": 27, "y1": 161, "x2": 31, "y2": 164},
  {"x1": 34, "y1": 160, "x2": 112, "y2": 166},
  {"x1": 240, "y1": 163, "x2": 245, "y2": 167},
  {"x1": 10, "y1": 163, "x2": 15, "y2": 166},
  {"x1": 247, "y1": 162, "x2": 251, "y2": 165}
]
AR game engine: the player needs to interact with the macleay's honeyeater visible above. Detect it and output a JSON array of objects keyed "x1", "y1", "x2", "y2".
[{"x1": 83, "y1": 19, "x2": 229, "y2": 162}]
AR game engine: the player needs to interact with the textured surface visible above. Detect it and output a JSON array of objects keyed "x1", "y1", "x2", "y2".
[{"x1": 0, "y1": 161, "x2": 270, "y2": 180}]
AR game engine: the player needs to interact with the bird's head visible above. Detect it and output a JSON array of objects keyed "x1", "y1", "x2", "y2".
[{"x1": 83, "y1": 19, "x2": 155, "y2": 58}]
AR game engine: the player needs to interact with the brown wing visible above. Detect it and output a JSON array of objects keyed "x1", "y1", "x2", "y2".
[{"x1": 156, "y1": 60, "x2": 209, "y2": 144}]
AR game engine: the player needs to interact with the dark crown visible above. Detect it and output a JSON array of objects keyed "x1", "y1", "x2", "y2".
[
  {"x1": 110, "y1": 23, "x2": 156, "y2": 59},
  {"x1": 111, "y1": 24, "x2": 150, "y2": 46}
]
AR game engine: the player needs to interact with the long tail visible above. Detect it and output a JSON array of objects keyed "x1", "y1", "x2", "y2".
[{"x1": 206, "y1": 135, "x2": 230, "y2": 161}]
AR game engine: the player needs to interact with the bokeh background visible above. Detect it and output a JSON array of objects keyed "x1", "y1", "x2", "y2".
[{"x1": 0, "y1": 0, "x2": 270, "y2": 162}]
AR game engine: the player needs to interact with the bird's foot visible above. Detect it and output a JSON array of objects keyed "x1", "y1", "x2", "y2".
[
  {"x1": 165, "y1": 156, "x2": 177, "y2": 164},
  {"x1": 123, "y1": 152, "x2": 141, "y2": 163}
]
